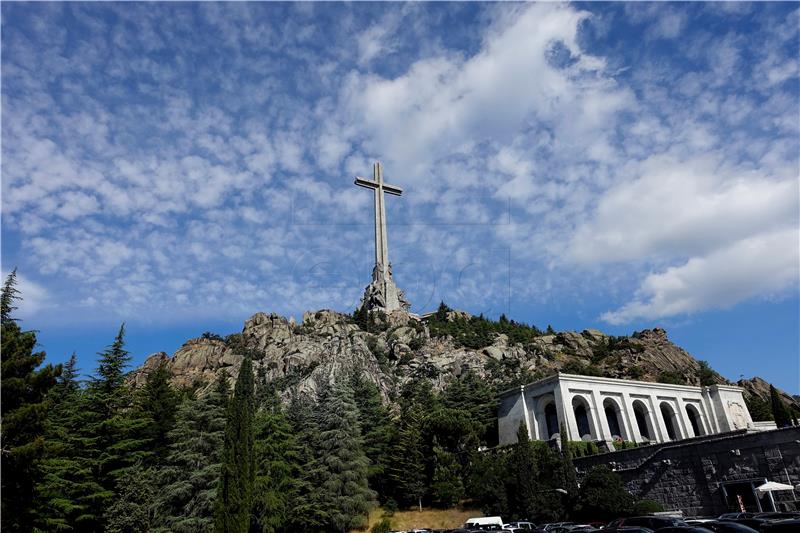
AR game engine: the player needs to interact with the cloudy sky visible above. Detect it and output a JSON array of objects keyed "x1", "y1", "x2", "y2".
[{"x1": 2, "y1": 2, "x2": 798, "y2": 392}]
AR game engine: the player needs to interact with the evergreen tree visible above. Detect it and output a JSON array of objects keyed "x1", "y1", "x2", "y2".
[
  {"x1": 285, "y1": 394, "x2": 328, "y2": 532},
  {"x1": 430, "y1": 442, "x2": 464, "y2": 507},
  {"x1": 770, "y1": 385, "x2": 793, "y2": 428},
  {"x1": 388, "y1": 404, "x2": 427, "y2": 510},
  {"x1": 35, "y1": 355, "x2": 106, "y2": 532},
  {"x1": 104, "y1": 465, "x2": 156, "y2": 533},
  {"x1": 84, "y1": 325, "x2": 152, "y2": 531},
  {"x1": 315, "y1": 380, "x2": 376, "y2": 532},
  {"x1": 215, "y1": 358, "x2": 256, "y2": 533},
  {"x1": 1, "y1": 269, "x2": 62, "y2": 532},
  {"x1": 154, "y1": 373, "x2": 229, "y2": 532},
  {"x1": 251, "y1": 391, "x2": 299, "y2": 533},
  {"x1": 465, "y1": 451, "x2": 508, "y2": 518},
  {"x1": 350, "y1": 371, "x2": 393, "y2": 500},
  {"x1": 440, "y1": 371, "x2": 496, "y2": 445},
  {"x1": 506, "y1": 424, "x2": 539, "y2": 520},
  {"x1": 137, "y1": 359, "x2": 180, "y2": 462},
  {"x1": 576, "y1": 465, "x2": 633, "y2": 521},
  {"x1": 559, "y1": 424, "x2": 579, "y2": 502}
]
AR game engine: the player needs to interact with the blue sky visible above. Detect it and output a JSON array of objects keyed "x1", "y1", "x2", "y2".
[{"x1": 2, "y1": 2, "x2": 798, "y2": 393}]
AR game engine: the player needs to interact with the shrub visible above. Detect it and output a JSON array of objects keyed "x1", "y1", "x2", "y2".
[
  {"x1": 657, "y1": 371, "x2": 685, "y2": 385},
  {"x1": 372, "y1": 518, "x2": 392, "y2": 533},
  {"x1": 632, "y1": 499, "x2": 664, "y2": 514}
]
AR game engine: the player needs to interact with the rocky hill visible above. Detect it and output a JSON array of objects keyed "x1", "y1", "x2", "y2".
[{"x1": 130, "y1": 308, "x2": 799, "y2": 413}]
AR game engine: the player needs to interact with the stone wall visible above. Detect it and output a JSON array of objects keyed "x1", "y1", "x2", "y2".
[{"x1": 574, "y1": 427, "x2": 800, "y2": 517}]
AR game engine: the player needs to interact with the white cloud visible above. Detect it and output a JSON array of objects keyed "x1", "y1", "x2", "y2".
[{"x1": 602, "y1": 228, "x2": 799, "y2": 324}]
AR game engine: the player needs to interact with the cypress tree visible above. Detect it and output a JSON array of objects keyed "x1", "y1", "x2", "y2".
[
  {"x1": 559, "y1": 423, "x2": 579, "y2": 499},
  {"x1": 770, "y1": 385, "x2": 793, "y2": 428},
  {"x1": 507, "y1": 423, "x2": 539, "y2": 519},
  {"x1": 1, "y1": 269, "x2": 62, "y2": 532},
  {"x1": 215, "y1": 358, "x2": 256, "y2": 533},
  {"x1": 315, "y1": 380, "x2": 376, "y2": 532},
  {"x1": 154, "y1": 372, "x2": 229, "y2": 532}
]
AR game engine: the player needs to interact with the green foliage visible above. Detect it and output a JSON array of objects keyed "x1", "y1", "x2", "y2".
[
  {"x1": 104, "y1": 466, "x2": 156, "y2": 533},
  {"x1": 632, "y1": 499, "x2": 664, "y2": 514},
  {"x1": 315, "y1": 380, "x2": 376, "y2": 531},
  {"x1": 576, "y1": 465, "x2": 633, "y2": 522},
  {"x1": 560, "y1": 424, "x2": 579, "y2": 498},
  {"x1": 770, "y1": 385, "x2": 793, "y2": 428},
  {"x1": 215, "y1": 357, "x2": 256, "y2": 533},
  {"x1": 745, "y1": 393, "x2": 774, "y2": 422},
  {"x1": 569, "y1": 441, "x2": 600, "y2": 457},
  {"x1": 251, "y1": 392, "x2": 299, "y2": 533},
  {"x1": 371, "y1": 518, "x2": 392, "y2": 533},
  {"x1": 561, "y1": 360, "x2": 604, "y2": 377},
  {"x1": 696, "y1": 360, "x2": 717, "y2": 386},
  {"x1": 1, "y1": 269, "x2": 63, "y2": 532},
  {"x1": 388, "y1": 403, "x2": 427, "y2": 509},
  {"x1": 627, "y1": 365, "x2": 645, "y2": 380},
  {"x1": 201, "y1": 331, "x2": 224, "y2": 341},
  {"x1": 430, "y1": 444, "x2": 464, "y2": 507},
  {"x1": 440, "y1": 371, "x2": 497, "y2": 445},
  {"x1": 427, "y1": 301, "x2": 542, "y2": 349},
  {"x1": 657, "y1": 371, "x2": 685, "y2": 385},
  {"x1": 591, "y1": 336, "x2": 644, "y2": 363},
  {"x1": 353, "y1": 307, "x2": 390, "y2": 333},
  {"x1": 137, "y1": 360, "x2": 180, "y2": 462},
  {"x1": 154, "y1": 373, "x2": 228, "y2": 532},
  {"x1": 350, "y1": 371, "x2": 394, "y2": 501},
  {"x1": 506, "y1": 424, "x2": 539, "y2": 519}
]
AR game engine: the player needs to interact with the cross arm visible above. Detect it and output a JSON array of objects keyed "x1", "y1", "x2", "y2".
[{"x1": 354, "y1": 177, "x2": 403, "y2": 196}]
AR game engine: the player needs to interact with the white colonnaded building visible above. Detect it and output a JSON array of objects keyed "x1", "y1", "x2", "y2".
[{"x1": 497, "y1": 373, "x2": 771, "y2": 447}]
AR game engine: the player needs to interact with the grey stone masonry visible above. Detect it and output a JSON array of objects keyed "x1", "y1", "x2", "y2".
[{"x1": 573, "y1": 426, "x2": 800, "y2": 517}]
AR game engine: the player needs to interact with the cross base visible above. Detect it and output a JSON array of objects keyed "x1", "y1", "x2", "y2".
[{"x1": 358, "y1": 262, "x2": 410, "y2": 314}]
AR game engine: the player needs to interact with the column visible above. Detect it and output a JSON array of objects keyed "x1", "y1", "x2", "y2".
[
  {"x1": 619, "y1": 393, "x2": 637, "y2": 442},
  {"x1": 555, "y1": 381, "x2": 579, "y2": 440},
  {"x1": 590, "y1": 390, "x2": 612, "y2": 442},
  {"x1": 676, "y1": 398, "x2": 694, "y2": 438},
  {"x1": 520, "y1": 387, "x2": 533, "y2": 440},
  {"x1": 650, "y1": 395, "x2": 669, "y2": 443}
]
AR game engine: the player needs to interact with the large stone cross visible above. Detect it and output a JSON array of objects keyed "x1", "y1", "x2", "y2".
[{"x1": 354, "y1": 162, "x2": 410, "y2": 313}]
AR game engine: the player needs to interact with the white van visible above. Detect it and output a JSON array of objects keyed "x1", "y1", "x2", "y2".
[{"x1": 464, "y1": 516, "x2": 504, "y2": 529}]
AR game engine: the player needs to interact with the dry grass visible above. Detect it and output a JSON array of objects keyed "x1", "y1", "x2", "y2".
[{"x1": 352, "y1": 505, "x2": 484, "y2": 532}]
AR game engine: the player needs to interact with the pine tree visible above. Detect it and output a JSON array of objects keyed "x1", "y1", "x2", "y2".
[
  {"x1": 137, "y1": 359, "x2": 180, "y2": 462},
  {"x1": 388, "y1": 404, "x2": 427, "y2": 510},
  {"x1": 215, "y1": 358, "x2": 256, "y2": 533},
  {"x1": 350, "y1": 371, "x2": 393, "y2": 500},
  {"x1": 430, "y1": 442, "x2": 464, "y2": 508},
  {"x1": 506, "y1": 423, "x2": 539, "y2": 520},
  {"x1": 1, "y1": 269, "x2": 62, "y2": 532},
  {"x1": 154, "y1": 372, "x2": 229, "y2": 532},
  {"x1": 285, "y1": 394, "x2": 328, "y2": 532},
  {"x1": 251, "y1": 391, "x2": 299, "y2": 533},
  {"x1": 104, "y1": 465, "x2": 156, "y2": 533},
  {"x1": 84, "y1": 325, "x2": 152, "y2": 531},
  {"x1": 35, "y1": 355, "x2": 105, "y2": 532},
  {"x1": 315, "y1": 380, "x2": 376, "y2": 532},
  {"x1": 770, "y1": 385, "x2": 793, "y2": 428},
  {"x1": 576, "y1": 465, "x2": 633, "y2": 521}
]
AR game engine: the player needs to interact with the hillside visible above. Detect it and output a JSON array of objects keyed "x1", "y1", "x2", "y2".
[{"x1": 130, "y1": 306, "x2": 799, "y2": 415}]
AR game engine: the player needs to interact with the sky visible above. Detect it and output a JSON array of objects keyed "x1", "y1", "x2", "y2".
[{"x1": 2, "y1": 2, "x2": 798, "y2": 393}]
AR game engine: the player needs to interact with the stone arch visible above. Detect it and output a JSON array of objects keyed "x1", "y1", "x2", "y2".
[
  {"x1": 632, "y1": 399, "x2": 655, "y2": 442},
  {"x1": 685, "y1": 403, "x2": 706, "y2": 437},
  {"x1": 572, "y1": 395, "x2": 596, "y2": 440},
  {"x1": 660, "y1": 402, "x2": 682, "y2": 441},
  {"x1": 536, "y1": 395, "x2": 560, "y2": 440},
  {"x1": 603, "y1": 397, "x2": 625, "y2": 440}
]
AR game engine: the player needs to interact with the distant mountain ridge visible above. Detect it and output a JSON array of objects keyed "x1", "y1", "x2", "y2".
[{"x1": 130, "y1": 308, "x2": 799, "y2": 415}]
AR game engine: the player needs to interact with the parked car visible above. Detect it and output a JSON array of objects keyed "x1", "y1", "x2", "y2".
[
  {"x1": 694, "y1": 521, "x2": 759, "y2": 533},
  {"x1": 608, "y1": 517, "x2": 688, "y2": 530},
  {"x1": 504, "y1": 522, "x2": 538, "y2": 530},
  {"x1": 754, "y1": 512, "x2": 800, "y2": 520},
  {"x1": 603, "y1": 526, "x2": 653, "y2": 533},
  {"x1": 718, "y1": 517, "x2": 770, "y2": 530},
  {"x1": 760, "y1": 519, "x2": 800, "y2": 532},
  {"x1": 717, "y1": 514, "x2": 755, "y2": 520},
  {"x1": 655, "y1": 526, "x2": 714, "y2": 533},
  {"x1": 543, "y1": 523, "x2": 576, "y2": 531}
]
